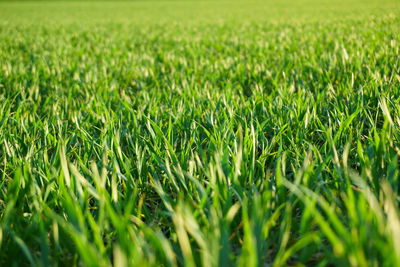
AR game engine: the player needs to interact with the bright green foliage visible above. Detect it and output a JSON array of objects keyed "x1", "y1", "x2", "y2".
[{"x1": 0, "y1": 0, "x2": 400, "y2": 266}]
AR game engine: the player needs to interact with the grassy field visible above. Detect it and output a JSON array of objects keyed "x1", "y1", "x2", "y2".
[{"x1": 1, "y1": 0, "x2": 400, "y2": 266}]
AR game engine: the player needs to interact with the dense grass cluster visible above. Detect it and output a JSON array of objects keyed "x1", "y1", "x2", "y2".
[{"x1": 1, "y1": 0, "x2": 400, "y2": 266}]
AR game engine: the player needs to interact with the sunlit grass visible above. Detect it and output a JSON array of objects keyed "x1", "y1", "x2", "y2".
[{"x1": 0, "y1": 0, "x2": 400, "y2": 266}]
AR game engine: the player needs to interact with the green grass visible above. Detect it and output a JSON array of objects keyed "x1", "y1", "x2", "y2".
[{"x1": 1, "y1": 0, "x2": 400, "y2": 266}]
